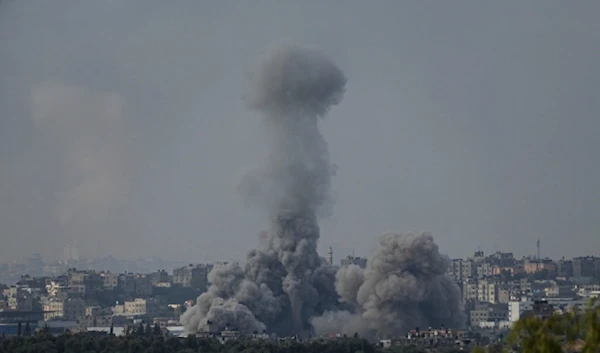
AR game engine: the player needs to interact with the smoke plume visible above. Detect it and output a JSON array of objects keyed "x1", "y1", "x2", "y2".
[
  {"x1": 311, "y1": 232, "x2": 466, "y2": 339},
  {"x1": 182, "y1": 43, "x2": 465, "y2": 339},
  {"x1": 181, "y1": 42, "x2": 346, "y2": 335},
  {"x1": 31, "y1": 82, "x2": 130, "y2": 252}
]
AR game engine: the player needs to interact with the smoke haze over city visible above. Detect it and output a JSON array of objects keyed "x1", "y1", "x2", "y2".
[{"x1": 1, "y1": 0, "x2": 600, "y2": 266}]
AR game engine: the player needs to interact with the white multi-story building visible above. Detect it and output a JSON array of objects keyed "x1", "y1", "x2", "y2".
[
  {"x1": 463, "y1": 280, "x2": 479, "y2": 302},
  {"x1": 508, "y1": 300, "x2": 533, "y2": 322}
]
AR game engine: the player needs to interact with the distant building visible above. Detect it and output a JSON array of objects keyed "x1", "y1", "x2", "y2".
[
  {"x1": 63, "y1": 298, "x2": 86, "y2": 322},
  {"x1": 118, "y1": 273, "x2": 136, "y2": 294},
  {"x1": 173, "y1": 264, "x2": 212, "y2": 289},
  {"x1": 100, "y1": 272, "x2": 118, "y2": 290},
  {"x1": 488, "y1": 252, "x2": 515, "y2": 266},
  {"x1": 2, "y1": 286, "x2": 34, "y2": 311},
  {"x1": 134, "y1": 274, "x2": 152, "y2": 297},
  {"x1": 471, "y1": 250, "x2": 485, "y2": 264},
  {"x1": 462, "y1": 279, "x2": 479, "y2": 302},
  {"x1": 340, "y1": 256, "x2": 367, "y2": 269},
  {"x1": 572, "y1": 256, "x2": 599, "y2": 278},
  {"x1": 476, "y1": 263, "x2": 493, "y2": 279},
  {"x1": 509, "y1": 300, "x2": 533, "y2": 322},
  {"x1": 43, "y1": 300, "x2": 64, "y2": 321},
  {"x1": 43, "y1": 298, "x2": 86, "y2": 322},
  {"x1": 524, "y1": 259, "x2": 557, "y2": 277},
  {"x1": 124, "y1": 298, "x2": 160, "y2": 317},
  {"x1": 497, "y1": 286, "x2": 511, "y2": 304},
  {"x1": 557, "y1": 259, "x2": 573, "y2": 278},
  {"x1": 150, "y1": 270, "x2": 171, "y2": 286},
  {"x1": 449, "y1": 259, "x2": 474, "y2": 281},
  {"x1": 477, "y1": 279, "x2": 498, "y2": 303},
  {"x1": 469, "y1": 302, "x2": 508, "y2": 328}
]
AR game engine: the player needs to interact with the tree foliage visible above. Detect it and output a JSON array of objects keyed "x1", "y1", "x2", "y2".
[
  {"x1": 0, "y1": 333, "x2": 378, "y2": 353},
  {"x1": 489, "y1": 299, "x2": 600, "y2": 353}
]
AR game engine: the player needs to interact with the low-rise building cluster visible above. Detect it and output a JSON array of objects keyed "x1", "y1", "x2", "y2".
[
  {"x1": 0, "y1": 263, "x2": 215, "y2": 336},
  {"x1": 447, "y1": 251, "x2": 600, "y2": 336}
]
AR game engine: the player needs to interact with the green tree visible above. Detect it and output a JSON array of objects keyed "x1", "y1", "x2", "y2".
[
  {"x1": 23, "y1": 322, "x2": 31, "y2": 336},
  {"x1": 153, "y1": 323, "x2": 162, "y2": 336},
  {"x1": 508, "y1": 299, "x2": 600, "y2": 353},
  {"x1": 136, "y1": 322, "x2": 145, "y2": 337}
]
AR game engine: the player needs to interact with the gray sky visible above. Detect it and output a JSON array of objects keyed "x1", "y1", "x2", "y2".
[{"x1": 1, "y1": 0, "x2": 599, "y2": 263}]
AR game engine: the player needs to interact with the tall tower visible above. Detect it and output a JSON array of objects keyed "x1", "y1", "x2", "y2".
[
  {"x1": 328, "y1": 247, "x2": 333, "y2": 265},
  {"x1": 537, "y1": 239, "x2": 541, "y2": 260}
]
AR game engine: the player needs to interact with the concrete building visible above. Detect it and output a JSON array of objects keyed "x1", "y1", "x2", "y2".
[
  {"x1": 134, "y1": 275, "x2": 152, "y2": 297},
  {"x1": 67, "y1": 269, "x2": 86, "y2": 285},
  {"x1": 449, "y1": 259, "x2": 474, "y2": 281},
  {"x1": 477, "y1": 263, "x2": 494, "y2": 279},
  {"x1": 572, "y1": 256, "x2": 599, "y2": 278},
  {"x1": 100, "y1": 272, "x2": 118, "y2": 290},
  {"x1": 68, "y1": 283, "x2": 86, "y2": 296},
  {"x1": 124, "y1": 298, "x2": 160, "y2": 317},
  {"x1": 557, "y1": 259, "x2": 573, "y2": 278},
  {"x1": 118, "y1": 273, "x2": 136, "y2": 294},
  {"x1": 497, "y1": 286, "x2": 511, "y2": 304},
  {"x1": 2, "y1": 286, "x2": 34, "y2": 311},
  {"x1": 150, "y1": 270, "x2": 170, "y2": 286},
  {"x1": 470, "y1": 250, "x2": 485, "y2": 264},
  {"x1": 524, "y1": 259, "x2": 557, "y2": 277},
  {"x1": 43, "y1": 300, "x2": 64, "y2": 321},
  {"x1": 508, "y1": 300, "x2": 533, "y2": 322},
  {"x1": 462, "y1": 280, "x2": 479, "y2": 302},
  {"x1": 477, "y1": 279, "x2": 498, "y2": 303},
  {"x1": 469, "y1": 303, "x2": 507, "y2": 327},
  {"x1": 488, "y1": 252, "x2": 515, "y2": 266},
  {"x1": 63, "y1": 298, "x2": 86, "y2": 322},
  {"x1": 173, "y1": 264, "x2": 212, "y2": 289}
]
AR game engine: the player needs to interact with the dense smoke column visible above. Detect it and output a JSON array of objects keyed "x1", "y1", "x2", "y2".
[
  {"x1": 312, "y1": 232, "x2": 466, "y2": 340},
  {"x1": 243, "y1": 42, "x2": 347, "y2": 332},
  {"x1": 182, "y1": 42, "x2": 347, "y2": 335}
]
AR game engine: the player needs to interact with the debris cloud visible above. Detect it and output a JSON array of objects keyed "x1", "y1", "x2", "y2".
[
  {"x1": 312, "y1": 232, "x2": 466, "y2": 339},
  {"x1": 182, "y1": 43, "x2": 465, "y2": 339},
  {"x1": 182, "y1": 42, "x2": 346, "y2": 335}
]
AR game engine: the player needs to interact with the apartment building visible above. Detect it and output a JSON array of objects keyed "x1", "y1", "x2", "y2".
[
  {"x1": 477, "y1": 279, "x2": 498, "y2": 304},
  {"x1": 100, "y1": 272, "x2": 119, "y2": 290},
  {"x1": 173, "y1": 264, "x2": 212, "y2": 289},
  {"x1": 124, "y1": 298, "x2": 160, "y2": 317}
]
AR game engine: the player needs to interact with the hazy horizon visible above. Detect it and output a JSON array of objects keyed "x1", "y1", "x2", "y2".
[{"x1": 1, "y1": 1, "x2": 599, "y2": 264}]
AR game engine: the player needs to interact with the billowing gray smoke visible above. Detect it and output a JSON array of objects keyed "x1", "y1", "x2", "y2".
[
  {"x1": 181, "y1": 43, "x2": 465, "y2": 339},
  {"x1": 181, "y1": 42, "x2": 346, "y2": 335},
  {"x1": 311, "y1": 232, "x2": 466, "y2": 339}
]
